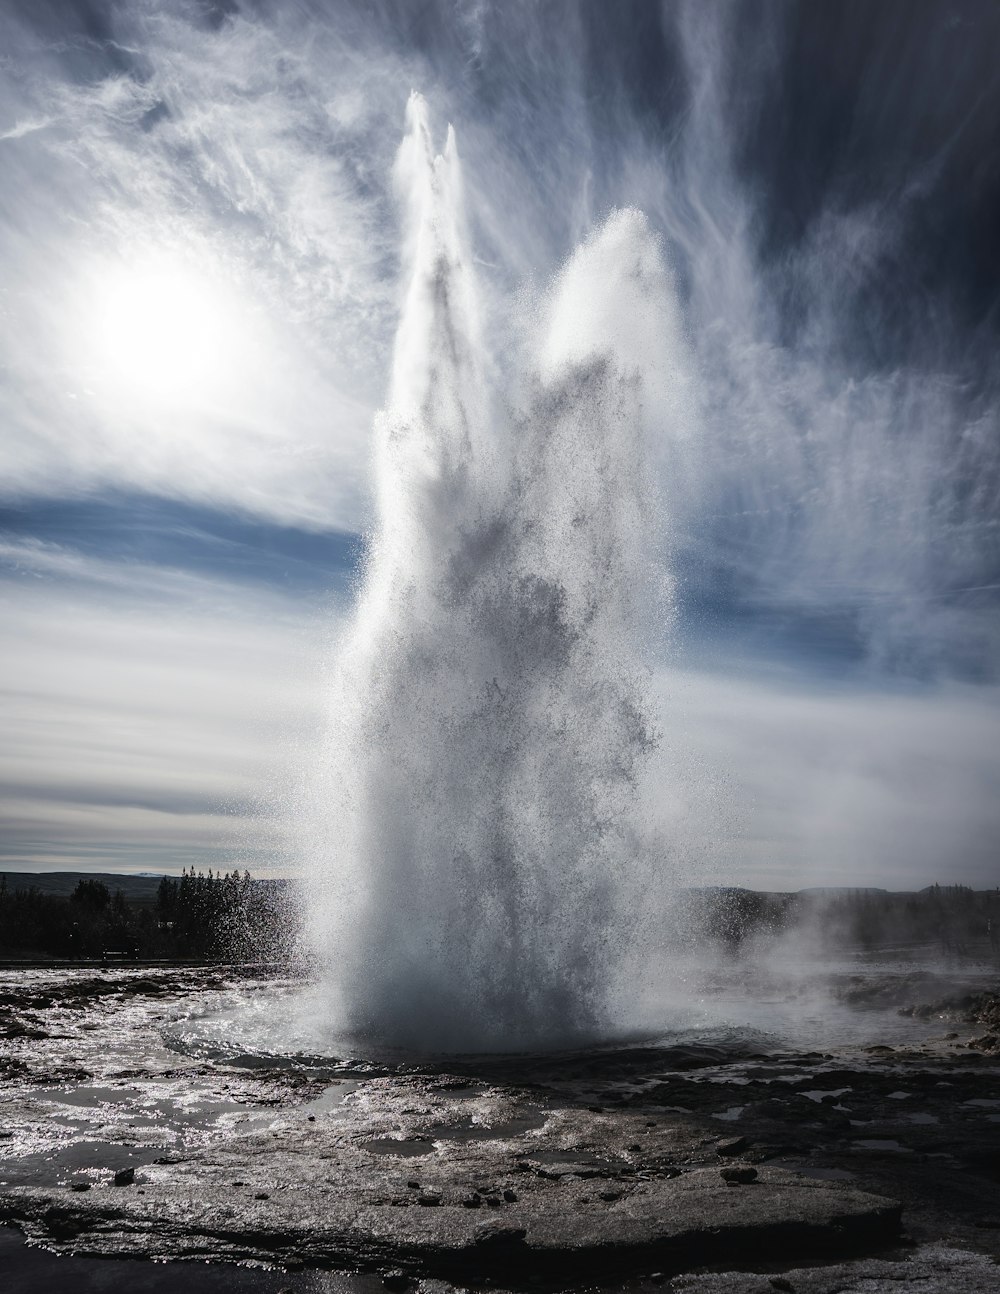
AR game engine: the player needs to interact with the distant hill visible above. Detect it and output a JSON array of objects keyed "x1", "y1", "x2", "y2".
[
  {"x1": 0, "y1": 871, "x2": 167, "y2": 904},
  {"x1": 798, "y1": 886, "x2": 890, "y2": 894}
]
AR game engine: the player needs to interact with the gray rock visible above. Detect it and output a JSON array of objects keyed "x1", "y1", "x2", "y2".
[
  {"x1": 1, "y1": 1160, "x2": 900, "y2": 1283},
  {"x1": 670, "y1": 1243, "x2": 1000, "y2": 1292}
]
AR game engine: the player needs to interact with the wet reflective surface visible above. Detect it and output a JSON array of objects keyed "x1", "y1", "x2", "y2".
[
  {"x1": 0, "y1": 1224, "x2": 382, "y2": 1294},
  {"x1": 1, "y1": 964, "x2": 999, "y2": 1290}
]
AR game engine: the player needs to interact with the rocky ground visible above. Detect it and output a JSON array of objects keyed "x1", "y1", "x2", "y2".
[{"x1": 1, "y1": 966, "x2": 999, "y2": 1293}]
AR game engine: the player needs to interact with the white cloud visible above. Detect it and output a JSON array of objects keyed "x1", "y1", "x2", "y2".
[
  {"x1": 2, "y1": 537, "x2": 997, "y2": 887},
  {"x1": 646, "y1": 663, "x2": 1000, "y2": 891},
  {"x1": 0, "y1": 3, "x2": 427, "y2": 530},
  {"x1": 0, "y1": 546, "x2": 329, "y2": 873}
]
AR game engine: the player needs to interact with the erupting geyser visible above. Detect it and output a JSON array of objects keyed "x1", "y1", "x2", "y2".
[{"x1": 301, "y1": 95, "x2": 683, "y2": 1052}]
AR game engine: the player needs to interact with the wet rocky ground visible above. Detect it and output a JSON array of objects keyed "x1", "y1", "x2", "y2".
[{"x1": 1, "y1": 965, "x2": 999, "y2": 1292}]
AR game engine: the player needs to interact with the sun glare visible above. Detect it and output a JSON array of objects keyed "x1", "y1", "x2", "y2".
[{"x1": 86, "y1": 253, "x2": 251, "y2": 408}]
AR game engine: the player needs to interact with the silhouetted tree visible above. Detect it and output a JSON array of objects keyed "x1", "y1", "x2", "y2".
[{"x1": 71, "y1": 879, "x2": 111, "y2": 912}]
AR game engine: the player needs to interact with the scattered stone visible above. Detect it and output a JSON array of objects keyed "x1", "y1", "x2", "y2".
[
  {"x1": 716, "y1": 1136, "x2": 750, "y2": 1157},
  {"x1": 720, "y1": 1166, "x2": 759, "y2": 1185},
  {"x1": 254, "y1": 1192, "x2": 270, "y2": 1200},
  {"x1": 503, "y1": 1189, "x2": 518, "y2": 1202},
  {"x1": 406, "y1": 1180, "x2": 420, "y2": 1189},
  {"x1": 462, "y1": 1193, "x2": 482, "y2": 1208},
  {"x1": 769, "y1": 1279, "x2": 794, "y2": 1292},
  {"x1": 113, "y1": 1168, "x2": 134, "y2": 1186},
  {"x1": 69, "y1": 1181, "x2": 90, "y2": 1192},
  {"x1": 382, "y1": 1271, "x2": 411, "y2": 1290},
  {"x1": 417, "y1": 1192, "x2": 441, "y2": 1206}
]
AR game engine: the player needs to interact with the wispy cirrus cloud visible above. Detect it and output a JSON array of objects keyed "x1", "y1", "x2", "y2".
[
  {"x1": 3, "y1": 0, "x2": 997, "y2": 675},
  {"x1": 0, "y1": 1, "x2": 420, "y2": 530}
]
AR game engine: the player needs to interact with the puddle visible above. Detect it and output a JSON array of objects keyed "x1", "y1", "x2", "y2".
[
  {"x1": 300, "y1": 1081, "x2": 364, "y2": 1116},
  {"x1": 0, "y1": 1141, "x2": 165, "y2": 1188},
  {"x1": 799, "y1": 1088, "x2": 852, "y2": 1103},
  {"x1": 143, "y1": 1096, "x2": 264, "y2": 1126},
  {"x1": 784, "y1": 1163, "x2": 856, "y2": 1181},
  {"x1": 424, "y1": 1111, "x2": 547, "y2": 1142},
  {"x1": 711, "y1": 1106, "x2": 745, "y2": 1122},
  {"x1": 0, "y1": 1224, "x2": 380, "y2": 1293},
  {"x1": 35, "y1": 1086, "x2": 141, "y2": 1107},
  {"x1": 852, "y1": 1139, "x2": 912, "y2": 1152}
]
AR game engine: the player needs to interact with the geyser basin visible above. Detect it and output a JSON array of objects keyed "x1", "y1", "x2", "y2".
[
  {"x1": 3, "y1": 966, "x2": 1000, "y2": 1288},
  {"x1": 296, "y1": 95, "x2": 685, "y2": 1053},
  {"x1": 163, "y1": 960, "x2": 970, "y2": 1074}
]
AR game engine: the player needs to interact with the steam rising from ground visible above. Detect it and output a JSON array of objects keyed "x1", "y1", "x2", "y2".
[{"x1": 299, "y1": 97, "x2": 684, "y2": 1051}]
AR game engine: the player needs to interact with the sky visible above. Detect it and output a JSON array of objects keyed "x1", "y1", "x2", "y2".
[{"x1": 1, "y1": 0, "x2": 998, "y2": 888}]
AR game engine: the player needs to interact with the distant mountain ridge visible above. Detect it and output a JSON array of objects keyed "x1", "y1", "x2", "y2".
[
  {"x1": 0, "y1": 871, "x2": 169, "y2": 903},
  {"x1": 0, "y1": 871, "x2": 293, "y2": 904}
]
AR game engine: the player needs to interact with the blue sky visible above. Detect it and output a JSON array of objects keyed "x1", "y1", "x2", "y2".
[{"x1": 1, "y1": 0, "x2": 999, "y2": 886}]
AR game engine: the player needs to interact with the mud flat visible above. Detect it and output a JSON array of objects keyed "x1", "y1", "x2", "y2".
[{"x1": 1, "y1": 967, "x2": 999, "y2": 1292}]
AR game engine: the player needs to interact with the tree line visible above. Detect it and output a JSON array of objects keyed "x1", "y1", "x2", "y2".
[
  {"x1": 676, "y1": 883, "x2": 1000, "y2": 956},
  {"x1": 0, "y1": 869, "x2": 292, "y2": 962}
]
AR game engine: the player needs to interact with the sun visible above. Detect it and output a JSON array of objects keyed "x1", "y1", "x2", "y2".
[{"x1": 84, "y1": 251, "x2": 251, "y2": 410}]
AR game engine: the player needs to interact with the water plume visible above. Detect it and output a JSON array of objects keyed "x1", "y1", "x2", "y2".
[{"x1": 300, "y1": 95, "x2": 681, "y2": 1052}]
